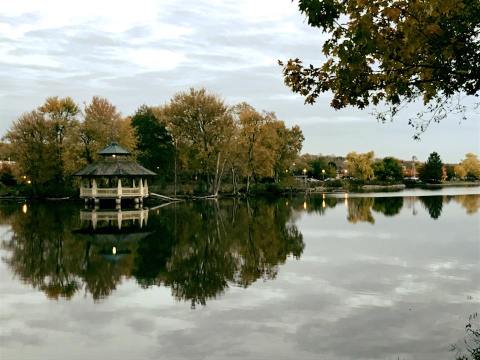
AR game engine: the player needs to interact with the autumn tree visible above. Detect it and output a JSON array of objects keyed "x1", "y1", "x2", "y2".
[
  {"x1": 345, "y1": 151, "x2": 375, "y2": 180},
  {"x1": 234, "y1": 104, "x2": 304, "y2": 190},
  {"x1": 270, "y1": 121, "x2": 304, "y2": 182},
  {"x1": 280, "y1": 0, "x2": 480, "y2": 136},
  {"x1": 454, "y1": 153, "x2": 480, "y2": 180},
  {"x1": 163, "y1": 88, "x2": 235, "y2": 195},
  {"x1": 234, "y1": 103, "x2": 270, "y2": 191},
  {"x1": 419, "y1": 152, "x2": 444, "y2": 183},
  {"x1": 38, "y1": 97, "x2": 80, "y2": 181},
  {"x1": 5, "y1": 111, "x2": 58, "y2": 196},
  {"x1": 79, "y1": 96, "x2": 135, "y2": 164}
]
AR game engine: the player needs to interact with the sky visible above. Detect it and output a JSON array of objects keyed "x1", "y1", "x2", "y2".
[{"x1": 0, "y1": 0, "x2": 478, "y2": 163}]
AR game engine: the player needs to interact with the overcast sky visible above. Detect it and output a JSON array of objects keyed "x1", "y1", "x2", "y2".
[{"x1": 0, "y1": 0, "x2": 478, "y2": 162}]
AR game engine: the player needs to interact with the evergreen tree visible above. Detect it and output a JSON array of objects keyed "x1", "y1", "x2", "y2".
[
  {"x1": 131, "y1": 105, "x2": 174, "y2": 183},
  {"x1": 420, "y1": 152, "x2": 443, "y2": 183}
]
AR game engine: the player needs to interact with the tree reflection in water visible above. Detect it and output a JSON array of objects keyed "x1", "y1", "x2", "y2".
[
  {"x1": 451, "y1": 313, "x2": 480, "y2": 360},
  {"x1": 0, "y1": 199, "x2": 304, "y2": 307},
  {"x1": 454, "y1": 195, "x2": 480, "y2": 215},
  {"x1": 1, "y1": 194, "x2": 478, "y2": 306},
  {"x1": 372, "y1": 197, "x2": 404, "y2": 217},
  {"x1": 419, "y1": 196, "x2": 444, "y2": 219}
]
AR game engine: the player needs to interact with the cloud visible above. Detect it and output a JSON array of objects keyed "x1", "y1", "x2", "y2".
[{"x1": 0, "y1": 0, "x2": 478, "y2": 162}]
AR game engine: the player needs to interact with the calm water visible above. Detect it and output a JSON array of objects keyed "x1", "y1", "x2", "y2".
[{"x1": 0, "y1": 188, "x2": 479, "y2": 360}]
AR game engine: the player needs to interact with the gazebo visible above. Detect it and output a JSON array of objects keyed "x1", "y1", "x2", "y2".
[{"x1": 74, "y1": 142, "x2": 156, "y2": 207}]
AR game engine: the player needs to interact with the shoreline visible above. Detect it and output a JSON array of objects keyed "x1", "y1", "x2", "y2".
[{"x1": 1, "y1": 182, "x2": 479, "y2": 202}]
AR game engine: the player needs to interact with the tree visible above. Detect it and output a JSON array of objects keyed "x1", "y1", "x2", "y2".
[
  {"x1": 234, "y1": 103, "x2": 274, "y2": 191},
  {"x1": 38, "y1": 97, "x2": 80, "y2": 182},
  {"x1": 445, "y1": 164, "x2": 456, "y2": 180},
  {"x1": 163, "y1": 88, "x2": 235, "y2": 195},
  {"x1": 232, "y1": 104, "x2": 304, "y2": 190},
  {"x1": 5, "y1": 111, "x2": 58, "y2": 196},
  {"x1": 309, "y1": 157, "x2": 336, "y2": 179},
  {"x1": 373, "y1": 157, "x2": 403, "y2": 182},
  {"x1": 280, "y1": 0, "x2": 480, "y2": 137},
  {"x1": 270, "y1": 121, "x2": 304, "y2": 182},
  {"x1": 79, "y1": 96, "x2": 135, "y2": 164},
  {"x1": 345, "y1": 151, "x2": 375, "y2": 180},
  {"x1": 419, "y1": 152, "x2": 443, "y2": 183},
  {"x1": 131, "y1": 105, "x2": 174, "y2": 183},
  {"x1": 455, "y1": 153, "x2": 480, "y2": 180}
]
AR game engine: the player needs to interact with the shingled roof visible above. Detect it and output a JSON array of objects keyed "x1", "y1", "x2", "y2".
[
  {"x1": 98, "y1": 142, "x2": 131, "y2": 156},
  {"x1": 74, "y1": 143, "x2": 156, "y2": 177}
]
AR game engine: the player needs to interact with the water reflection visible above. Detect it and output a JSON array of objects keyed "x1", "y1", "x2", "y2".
[
  {"x1": 419, "y1": 196, "x2": 444, "y2": 219},
  {"x1": 451, "y1": 313, "x2": 480, "y2": 360},
  {"x1": 0, "y1": 192, "x2": 478, "y2": 359},
  {"x1": 1, "y1": 200, "x2": 304, "y2": 306},
  {"x1": 1, "y1": 194, "x2": 478, "y2": 306},
  {"x1": 296, "y1": 193, "x2": 479, "y2": 221}
]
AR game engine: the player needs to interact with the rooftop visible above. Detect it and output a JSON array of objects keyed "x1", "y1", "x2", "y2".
[
  {"x1": 98, "y1": 142, "x2": 131, "y2": 156},
  {"x1": 74, "y1": 142, "x2": 156, "y2": 177}
]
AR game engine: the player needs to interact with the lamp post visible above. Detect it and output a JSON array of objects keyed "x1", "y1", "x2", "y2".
[
  {"x1": 322, "y1": 169, "x2": 325, "y2": 181},
  {"x1": 303, "y1": 168, "x2": 307, "y2": 187}
]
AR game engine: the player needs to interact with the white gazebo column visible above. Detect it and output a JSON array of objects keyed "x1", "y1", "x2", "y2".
[
  {"x1": 144, "y1": 178, "x2": 148, "y2": 197},
  {"x1": 139, "y1": 178, "x2": 144, "y2": 204},
  {"x1": 92, "y1": 179, "x2": 99, "y2": 207},
  {"x1": 116, "y1": 178, "x2": 122, "y2": 208},
  {"x1": 117, "y1": 210, "x2": 122, "y2": 230},
  {"x1": 91, "y1": 210, "x2": 97, "y2": 230}
]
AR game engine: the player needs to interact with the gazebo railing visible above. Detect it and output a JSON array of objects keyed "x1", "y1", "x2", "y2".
[{"x1": 80, "y1": 186, "x2": 147, "y2": 198}]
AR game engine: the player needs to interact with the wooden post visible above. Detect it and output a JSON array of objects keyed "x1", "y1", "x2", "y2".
[
  {"x1": 92, "y1": 178, "x2": 97, "y2": 198},
  {"x1": 117, "y1": 211, "x2": 122, "y2": 230},
  {"x1": 117, "y1": 178, "x2": 122, "y2": 197},
  {"x1": 144, "y1": 178, "x2": 148, "y2": 197},
  {"x1": 91, "y1": 210, "x2": 97, "y2": 230}
]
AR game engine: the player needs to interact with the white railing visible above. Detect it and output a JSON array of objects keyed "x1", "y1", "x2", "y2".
[
  {"x1": 80, "y1": 209, "x2": 149, "y2": 229},
  {"x1": 80, "y1": 186, "x2": 145, "y2": 198}
]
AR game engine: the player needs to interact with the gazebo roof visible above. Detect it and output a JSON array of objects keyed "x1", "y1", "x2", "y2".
[
  {"x1": 98, "y1": 142, "x2": 131, "y2": 156},
  {"x1": 74, "y1": 159, "x2": 156, "y2": 177},
  {"x1": 74, "y1": 142, "x2": 156, "y2": 177}
]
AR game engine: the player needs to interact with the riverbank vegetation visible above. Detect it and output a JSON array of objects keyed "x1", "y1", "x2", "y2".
[
  {"x1": 0, "y1": 89, "x2": 303, "y2": 198},
  {"x1": 0, "y1": 89, "x2": 479, "y2": 199}
]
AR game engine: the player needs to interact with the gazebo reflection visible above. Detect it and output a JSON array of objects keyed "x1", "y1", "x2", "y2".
[{"x1": 79, "y1": 207, "x2": 149, "y2": 230}]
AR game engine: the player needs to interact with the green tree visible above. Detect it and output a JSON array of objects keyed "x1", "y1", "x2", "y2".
[
  {"x1": 419, "y1": 152, "x2": 444, "y2": 183},
  {"x1": 309, "y1": 157, "x2": 336, "y2": 179},
  {"x1": 131, "y1": 105, "x2": 174, "y2": 182},
  {"x1": 280, "y1": 0, "x2": 480, "y2": 136},
  {"x1": 373, "y1": 157, "x2": 404, "y2": 182}
]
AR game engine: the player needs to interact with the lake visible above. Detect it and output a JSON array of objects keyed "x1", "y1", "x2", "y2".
[{"x1": 1, "y1": 188, "x2": 479, "y2": 360}]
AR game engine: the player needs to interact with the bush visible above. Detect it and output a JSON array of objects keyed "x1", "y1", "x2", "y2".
[{"x1": 324, "y1": 179, "x2": 342, "y2": 188}]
